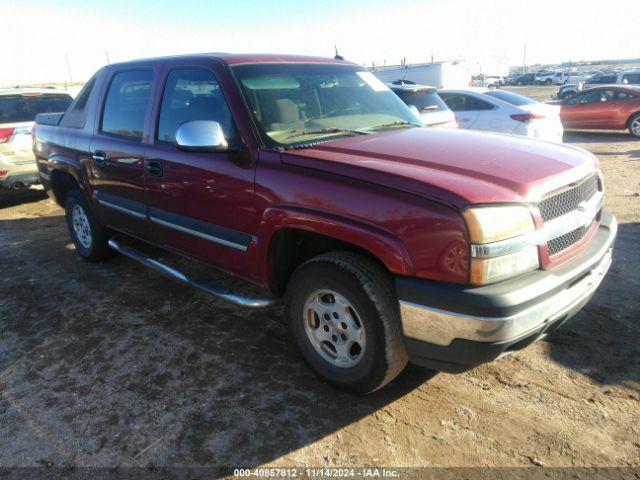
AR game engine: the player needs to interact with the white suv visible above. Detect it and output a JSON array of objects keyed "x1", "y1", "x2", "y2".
[
  {"x1": 0, "y1": 89, "x2": 72, "y2": 189},
  {"x1": 534, "y1": 71, "x2": 555, "y2": 85}
]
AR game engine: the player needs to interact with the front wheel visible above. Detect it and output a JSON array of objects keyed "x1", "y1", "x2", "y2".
[
  {"x1": 65, "y1": 189, "x2": 112, "y2": 261},
  {"x1": 285, "y1": 252, "x2": 408, "y2": 394},
  {"x1": 628, "y1": 113, "x2": 640, "y2": 138}
]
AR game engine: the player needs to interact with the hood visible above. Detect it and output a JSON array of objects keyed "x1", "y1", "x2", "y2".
[{"x1": 281, "y1": 127, "x2": 598, "y2": 208}]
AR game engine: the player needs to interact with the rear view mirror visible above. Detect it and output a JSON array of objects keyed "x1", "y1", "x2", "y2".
[{"x1": 176, "y1": 120, "x2": 228, "y2": 152}]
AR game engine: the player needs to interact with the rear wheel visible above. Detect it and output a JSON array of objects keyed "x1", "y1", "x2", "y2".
[
  {"x1": 65, "y1": 189, "x2": 112, "y2": 261},
  {"x1": 285, "y1": 252, "x2": 408, "y2": 394},
  {"x1": 545, "y1": 78, "x2": 553, "y2": 85},
  {"x1": 628, "y1": 113, "x2": 640, "y2": 138}
]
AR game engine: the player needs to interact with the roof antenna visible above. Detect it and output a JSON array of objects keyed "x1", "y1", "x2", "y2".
[{"x1": 334, "y1": 46, "x2": 344, "y2": 61}]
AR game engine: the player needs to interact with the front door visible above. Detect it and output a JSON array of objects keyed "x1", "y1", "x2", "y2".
[
  {"x1": 560, "y1": 89, "x2": 611, "y2": 128},
  {"x1": 89, "y1": 69, "x2": 156, "y2": 239},
  {"x1": 143, "y1": 66, "x2": 258, "y2": 280}
]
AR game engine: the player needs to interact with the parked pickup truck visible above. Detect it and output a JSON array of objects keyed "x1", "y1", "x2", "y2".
[{"x1": 33, "y1": 54, "x2": 617, "y2": 393}]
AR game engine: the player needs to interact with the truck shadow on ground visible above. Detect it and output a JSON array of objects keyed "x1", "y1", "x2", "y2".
[
  {"x1": 0, "y1": 187, "x2": 48, "y2": 209},
  {"x1": 0, "y1": 215, "x2": 437, "y2": 468},
  {"x1": 544, "y1": 221, "x2": 640, "y2": 390}
]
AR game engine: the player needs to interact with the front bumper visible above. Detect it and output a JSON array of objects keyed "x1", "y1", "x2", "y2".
[{"x1": 396, "y1": 211, "x2": 617, "y2": 372}]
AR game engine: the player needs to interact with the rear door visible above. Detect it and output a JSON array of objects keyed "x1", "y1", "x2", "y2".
[
  {"x1": 89, "y1": 69, "x2": 157, "y2": 239},
  {"x1": 143, "y1": 64, "x2": 258, "y2": 279},
  {"x1": 611, "y1": 90, "x2": 640, "y2": 129}
]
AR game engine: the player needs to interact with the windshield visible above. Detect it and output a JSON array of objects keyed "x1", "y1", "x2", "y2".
[
  {"x1": 484, "y1": 90, "x2": 537, "y2": 106},
  {"x1": 0, "y1": 93, "x2": 73, "y2": 124},
  {"x1": 232, "y1": 63, "x2": 420, "y2": 147}
]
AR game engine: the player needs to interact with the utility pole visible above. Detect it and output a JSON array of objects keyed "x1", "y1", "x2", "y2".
[
  {"x1": 522, "y1": 43, "x2": 527, "y2": 73},
  {"x1": 65, "y1": 53, "x2": 73, "y2": 84},
  {"x1": 104, "y1": 51, "x2": 111, "y2": 65}
]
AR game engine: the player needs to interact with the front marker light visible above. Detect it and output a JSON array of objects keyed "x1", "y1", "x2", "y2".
[{"x1": 470, "y1": 246, "x2": 539, "y2": 285}]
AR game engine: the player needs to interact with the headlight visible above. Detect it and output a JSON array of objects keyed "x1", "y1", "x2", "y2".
[
  {"x1": 463, "y1": 205, "x2": 534, "y2": 243},
  {"x1": 463, "y1": 205, "x2": 539, "y2": 285}
]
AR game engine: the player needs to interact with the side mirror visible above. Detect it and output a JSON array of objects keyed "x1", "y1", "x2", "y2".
[{"x1": 176, "y1": 120, "x2": 228, "y2": 152}]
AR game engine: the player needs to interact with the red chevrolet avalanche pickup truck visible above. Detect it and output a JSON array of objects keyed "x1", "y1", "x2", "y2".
[{"x1": 33, "y1": 54, "x2": 616, "y2": 393}]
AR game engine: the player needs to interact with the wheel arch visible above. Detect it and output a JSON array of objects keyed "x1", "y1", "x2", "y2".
[
  {"x1": 626, "y1": 110, "x2": 640, "y2": 131},
  {"x1": 258, "y1": 206, "x2": 414, "y2": 295},
  {"x1": 50, "y1": 167, "x2": 82, "y2": 207}
]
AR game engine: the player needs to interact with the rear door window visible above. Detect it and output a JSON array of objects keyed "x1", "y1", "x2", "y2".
[
  {"x1": 100, "y1": 70, "x2": 154, "y2": 140},
  {"x1": 622, "y1": 73, "x2": 640, "y2": 84},
  {"x1": 441, "y1": 93, "x2": 494, "y2": 111},
  {"x1": 616, "y1": 91, "x2": 636, "y2": 100},
  {"x1": 0, "y1": 93, "x2": 73, "y2": 123}
]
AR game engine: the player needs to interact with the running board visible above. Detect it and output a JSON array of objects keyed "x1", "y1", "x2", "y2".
[{"x1": 107, "y1": 238, "x2": 281, "y2": 309}]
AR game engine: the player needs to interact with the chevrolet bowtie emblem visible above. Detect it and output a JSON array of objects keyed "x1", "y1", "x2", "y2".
[{"x1": 576, "y1": 201, "x2": 588, "y2": 212}]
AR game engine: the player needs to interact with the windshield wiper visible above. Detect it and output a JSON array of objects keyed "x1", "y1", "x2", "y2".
[
  {"x1": 368, "y1": 121, "x2": 420, "y2": 130},
  {"x1": 285, "y1": 128, "x2": 371, "y2": 140}
]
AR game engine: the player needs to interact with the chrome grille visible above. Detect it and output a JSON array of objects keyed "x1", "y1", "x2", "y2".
[
  {"x1": 547, "y1": 221, "x2": 594, "y2": 256},
  {"x1": 538, "y1": 175, "x2": 599, "y2": 222}
]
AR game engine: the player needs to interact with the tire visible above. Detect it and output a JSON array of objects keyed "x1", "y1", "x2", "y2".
[
  {"x1": 517, "y1": 81, "x2": 523, "y2": 86},
  {"x1": 65, "y1": 189, "x2": 112, "y2": 261},
  {"x1": 545, "y1": 78, "x2": 553, "y2": 85},
  {"x1": 628, "y1": 112, "x2": 640, "y2": 138},
  {"x1": 285, "y1": 251, "x2": 408, "y2": 394}
]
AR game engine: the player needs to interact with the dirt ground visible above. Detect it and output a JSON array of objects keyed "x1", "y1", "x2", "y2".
[{"x1": 0, "y1": 86, "x2": 638, "y2": 471}]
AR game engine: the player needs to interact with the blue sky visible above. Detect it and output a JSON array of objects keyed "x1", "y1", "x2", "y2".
[{"x1": 2, "y1": 0, "x2": 639, "y2": 85}]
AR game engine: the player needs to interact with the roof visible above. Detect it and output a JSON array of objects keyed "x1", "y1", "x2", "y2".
[{"x1": 106, "y1": 53, "x2": 354, "y2": 68}]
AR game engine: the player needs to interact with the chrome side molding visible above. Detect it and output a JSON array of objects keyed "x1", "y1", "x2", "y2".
[{"x1": 107, "y1": 238, "x2": 280, "y2": 309}]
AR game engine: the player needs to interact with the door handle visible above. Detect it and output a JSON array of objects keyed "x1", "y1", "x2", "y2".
[
  {"x1": 145, "y1": 160, "x2": 163, "y2": 177},
  {"x1": 92, "y1": 150, "x2": 107, "y2": 167}
]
